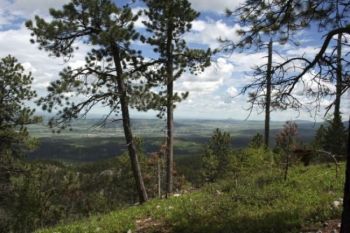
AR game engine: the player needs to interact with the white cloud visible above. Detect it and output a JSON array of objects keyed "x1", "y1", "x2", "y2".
[
  {"x1": 189, "y1": 0, "x2": 245, "y2": 13},
  {"x1": 175, "y1": 57, "x2": 235, "y2": 95},
  {"x1": 0, "y1": 0, "x2": 69, "y2": 28},
  {"x1": 185, "y1": 20, "x2": 242, "y2": 49},
  {"x1": 286, "y1": 46, "x2": 320, "y2": 58},
  {"x1": 191, "y1": 20, "x2": 207, "y2": 31},
  {"x1": 7, "y1": 0, "x2": 69, "y2": 16},
  {"x1": 0, "y1": 24, "x2": 88, "y2": 95},
  {"x1": 227, "y1": 86, "x2": 238, "y2": 97}
]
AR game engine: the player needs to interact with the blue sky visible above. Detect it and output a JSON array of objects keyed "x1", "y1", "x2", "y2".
[{"x1": 0, "y1": 0, "x2": 349, "y2": 121}]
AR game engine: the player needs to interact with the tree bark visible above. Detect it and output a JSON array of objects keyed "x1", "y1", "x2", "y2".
[
  {"x1": 334, "y1": 33, "x2": 342, "y2": 119},
  {"x1": 265, "y1": 39, "x2": 273, "y2": 148},
  {"x1": 111, "y1": 44, "x2": 148, "y2": 203},
  {"x1": 284, "y1": 152, "x2": 290, "y2": 181},
  {"x1": 165, "y1": 12, "x2": 174, "y2": 196},
  {"x1": 340, "y1": 117, "x2": 350, "y2": 233},
  {"x1": 157, "y1": 155, "x2": 161, "y2": 198}
]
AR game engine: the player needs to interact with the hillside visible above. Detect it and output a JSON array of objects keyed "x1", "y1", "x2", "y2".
[{"x1": 36, "y1": 163, "x2": 344, "y2": 233}]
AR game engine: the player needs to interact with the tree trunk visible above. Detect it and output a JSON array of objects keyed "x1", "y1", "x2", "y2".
[
  {"x1": 111, "y1": 44, "x2": 148, "y2": 203},
  {"x1": 334, "y1": 33, "x2": 342, "y2": 119},
  {"x1": 340, "y1": 117, "x2": 350, "y2": 233},
  {"x1": 265, "y1": 39, "x2": 273, "y2": 148},
  {"x1": 157, "y1": 155, "x2": 161, "y2": 198},
  {"x1": 166, "y1": 15, "x2": 174, "y2": 196},
  {"x1": 284, "y1": 152, "x2": 290, "y2": 181}
]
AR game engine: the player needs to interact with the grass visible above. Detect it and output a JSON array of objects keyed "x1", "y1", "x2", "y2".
[{"x1": 36, "y1": 163, "x2": 344, "y2": 233}]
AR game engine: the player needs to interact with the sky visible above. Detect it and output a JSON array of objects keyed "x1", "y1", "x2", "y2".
[{"x1": 0, "y1": 0, "x2": 349, "y2": 121}]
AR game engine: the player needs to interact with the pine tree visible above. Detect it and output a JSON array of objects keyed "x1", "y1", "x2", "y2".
[
  {"x1": 142, "y1": 0, "x2": 211, "y2": 195},
  {"x1": 313, "y1": 124, "x2": 326, "y2": 149},
  {"x1": 249, "y1": 133, "x2": 264, "y2": 149},
  {"x1": 324, "y1": 115, "x2": 347, "y2": 157},
  {"x1": 201, "y1": 128, "x2": 231, "y2": 182},
  {"x1": 26, "y1": 0, "x2": 149, "y2": 203},
  {"x1": 0, "y1": 55, "x2": 39, "y2": 232}
]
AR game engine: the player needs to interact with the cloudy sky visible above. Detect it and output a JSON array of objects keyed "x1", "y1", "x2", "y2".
[{"x1": 0, "y1": 0, "x2": 349, "y2": 121}]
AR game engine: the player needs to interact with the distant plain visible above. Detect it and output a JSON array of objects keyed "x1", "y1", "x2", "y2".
[{"x1": 26, "y1": 119, "x2": 321, "y2": 162}]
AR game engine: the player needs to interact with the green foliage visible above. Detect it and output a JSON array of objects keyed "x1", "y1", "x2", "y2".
[
  {"x1": 323, "y1": 116, "x2": 347, "y2": 157},
  {"x1": 313, "y1": 124, "x2": 326, "y2": 149},
  {"x1": 232, "y1": 0, "x2": 350, "y2": 48},
  {"x1": 0, "y1": 55, "x2": 40, "y2": 156},
  {"x1": 26, "y1": 0, "x2": 148, "y2": 128},
  {"x1": 140, "y1": 0, "x2": 211, "y2": 114},
  {"x1": 275, "y1": 121, "x2": 299, "y2": 180},
  {"x1": 201, "y1": 129, "x2": 231, "y2": 182},
  {"x1": 249, "y1": 133, "x2": 264, "y2": 149},
  {"x1": 6, "y1": 143, "x2": 189, "y2": 232},
  {"x1": 36, "y1": 162, "x2": 345, "y2": 233},
  {"x1": 312, "y1": 116, "x2": 348, "y2": 157},
  {"x1": 0, "y1": 55, "x2": 40, "y2": 232},
  {"x1": 6, "y1": 157, "x2": 139, "y2": 233}
]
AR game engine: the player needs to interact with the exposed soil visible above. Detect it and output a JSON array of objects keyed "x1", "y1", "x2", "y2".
[
  {"x1": 302, "y1": 219, "x2": 341, "y2": 233},
  {"x1": 135, "y1": 217, "x2": 171, "y2": 233}
]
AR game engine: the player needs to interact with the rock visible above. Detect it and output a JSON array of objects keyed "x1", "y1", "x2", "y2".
[
  {"x1": 333, "y1": 200, "x2": 341, "y2": 208},
  {"x1": 216, "y1": 190, "x2": 223, "y2": 195},
  {"x1": 99, "y1": 169, "x2": 114, "y2": 177}
]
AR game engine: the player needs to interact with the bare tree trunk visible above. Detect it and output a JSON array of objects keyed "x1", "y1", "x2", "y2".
[
  {"x1": 157, "y1": 156, "x2": 161, "y2": 198},
  {"x1": 112, "y1": 45, "x2": 148, "y2": 203},
  {"x1": 166, "y1": 17, "x2": 174, "y2": 196},
  {"x1": 265, "y1": 39, "x2": 273, "y2": 148},
  {"x1": 334, "y1": 33, "x2": 342, "y2": 119},
  {"x1": 284, "y1": 152, "x2": 290, "y2": 181},
  {"x1": 340, "y1": 117, "x2": 350, "y2": 233}
]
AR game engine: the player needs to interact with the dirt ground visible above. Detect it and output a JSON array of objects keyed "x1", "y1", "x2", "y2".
[{"x1": 302, "y1": 219, "x2": 341, "y2": 233}]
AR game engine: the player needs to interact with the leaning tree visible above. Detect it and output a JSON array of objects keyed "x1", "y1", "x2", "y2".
[
  {"x1": 228, "y1": 0, "x2": 350, "y2": 231},
  {"x1": 142, "y1": 0, "x2": 211, "y2": 195},
  {"x1": 26, "y1": 0, "x2": 152, "y2": 203}
]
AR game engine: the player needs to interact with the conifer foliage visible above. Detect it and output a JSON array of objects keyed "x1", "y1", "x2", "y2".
[
  {"x1": 142, "y1": 0, "x2": 211, "y2": 194},
  {"x1": 26, "y1": 0, "x2": 150, "y2": 203},
  {"x1": 0, "y1": 55, "x2": 39, "y2": 232},
  {"x1": 201, "y1": 129, "x2": 231, "y2": 182},
  {"x1": 0, "y1": 55, "x2": 39, "y2": 155}
]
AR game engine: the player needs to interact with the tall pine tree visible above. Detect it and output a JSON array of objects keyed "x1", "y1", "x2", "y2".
[
  {"x1": 142, "y1": 0, "x2": 211, "y2": 195},
  {"x1": 26, "y1": 0, "x2": 150, "y2": 203}
]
